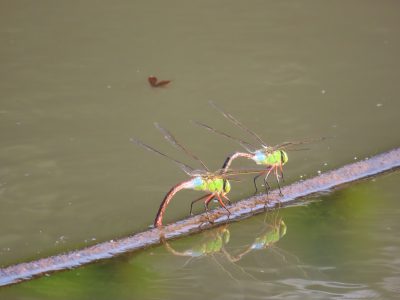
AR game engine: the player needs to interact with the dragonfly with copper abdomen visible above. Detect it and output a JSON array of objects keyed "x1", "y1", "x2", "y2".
[
  {"x1": 131, "y1": 123, "x2": 263, "y2": 227},
  {"x1": 194, "y1": 101, "x2": 325, "y2": 195}
]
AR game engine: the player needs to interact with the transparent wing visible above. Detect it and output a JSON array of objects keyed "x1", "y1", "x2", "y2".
[
  {"x1": 193, "y1": 121, "x2": 257, "y2": 153},
  {"x1": 214, "y1": 167, "x2": 270, "y2": 178},
  {"x1": 187, "y1": 169, "x2": 209, "y2": 176},
  {"x1": 209, "y1": 100, "x2": 268, "y2": 147},
  {"x1": 154, "y1": 122, "x2": 210, "y2": 172},
  {"x1": 270, "y1": 137, "x2": 328, "y2": 152},
  {"x1": 130, "y1": 138, "x2": 196, "y2": 176}
]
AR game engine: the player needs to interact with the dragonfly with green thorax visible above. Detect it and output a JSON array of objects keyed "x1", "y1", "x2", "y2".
[
  {"x1": 131, "y1": 123, "x2": 263, "y2": 227},
  {"x1": 195, "y1": 101, "x2": 325, "y2": 195}
]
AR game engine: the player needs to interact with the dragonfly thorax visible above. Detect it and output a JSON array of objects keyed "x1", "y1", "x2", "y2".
[
  {"x1": 191, "y1": 176, "x2": 231, "y2": 193},
  {"x1": 253, "y1": 149, "x2": 288, "y2": 166}
]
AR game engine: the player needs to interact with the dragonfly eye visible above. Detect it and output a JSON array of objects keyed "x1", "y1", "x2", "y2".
[
  {"x1": 223, "y1": 180, "x2": 231, "y2": 193},
  {"x1": 280, "y1": 150, "x2": 289, "y2": 164}
]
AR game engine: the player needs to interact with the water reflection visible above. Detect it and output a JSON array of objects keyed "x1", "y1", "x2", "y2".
[
  {"x1": 150, "y1": 211, "x2": 321, "y2": 297},
  {"x1": 230, "y1": 215, "x2": 287, "y2": 262},
  {"x1": 163, "y1": 225, "x2": 231, "y2": 258},
  {"x1": 162, "y1": 212, "x2": 288, "y2": 269}
]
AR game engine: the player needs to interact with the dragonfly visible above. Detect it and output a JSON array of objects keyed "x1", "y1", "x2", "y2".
[
  {"x1": 194, "y1": 101, "x2": 325, "y2": 195},
  {"x1": 131, "y1": 123, "x2": 264, "y2": 227}
]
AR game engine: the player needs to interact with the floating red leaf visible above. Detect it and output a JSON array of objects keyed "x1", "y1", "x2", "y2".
[{"x1": 148, "y1": 76, "x2": 171, "y2": 87}]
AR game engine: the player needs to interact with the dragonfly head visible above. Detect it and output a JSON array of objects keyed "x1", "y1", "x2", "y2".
[
  {"x1": 223, "y1": 179, "x2": 231, "y2": 194},
  {"x1": 280, "y1": 150, "x2": 288, "y2": 165}
]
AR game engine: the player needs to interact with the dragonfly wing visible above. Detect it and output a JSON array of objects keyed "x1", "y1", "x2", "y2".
[
  {"x1": 179, "y1": 164, "x2": 199, "y2": 176},
  {"x1": 188, "y1": 169, "x2": 209, "y2": 176},
  {"x1": 209, "y1": 101, "x2": 268, "y2": 148},
  {"x1": 193, "y1": 120, "x2": 257, "y2": 153},
  {"x1": 130, "y1": 138, "x2": 196, "y2": 176},
  {"x1": 215, "y1": 168, "x2": 269, "y2": 177},
  {"x1": 271, "y1": 137, "x2": 327, "y2": 151},
  {"x1": 154, "y1": 122, "x2": 210, "y2": 172}
]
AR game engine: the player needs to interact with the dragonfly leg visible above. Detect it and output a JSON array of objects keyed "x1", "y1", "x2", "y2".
[
  {"x1": 204, "y1": 193, "x2": 215, "y2": 210},
  {"x1": 216, "y1": 193, "x2": 231, "y2": 215},
  {"x1": 253, "y1": 169, "x2": 268, "y2": 194},
  {"x1": 253, "y1": 173, "x2": 262, "y2": 194},
  {"x1": 190, "y1": 193, "x2": 212, "y2": 216},
  {"x1": 280, "y1": 163, "x2": 285, "y2": 182},
  {"x1": 274, "y1": 166, "x2": 283, "y2": 196},
  {"x1": 263, "y1": 167, "x2": 274, "y2": 193},
  {"x1": 263, "y1": 176, "x2": 271, "y2": 194},
  {"x1": 221, "y1": 193, "x2": 232, "y2": 206},
  {"x1": 204, "y1": 193, "x2": 216, "y2": 223}
]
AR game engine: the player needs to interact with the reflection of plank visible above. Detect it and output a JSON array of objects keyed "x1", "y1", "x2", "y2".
[{"x1": 1, "y1": 147, "x2": 400, "y2": 287}]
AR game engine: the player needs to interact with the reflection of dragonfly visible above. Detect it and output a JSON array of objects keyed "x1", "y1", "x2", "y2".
[
  {"x1": 162, "y1": 214, "x2": 289, "y2": 281},
  {"x1": 161, "y1": 225, "x2": 258, "y2": 281},
  {"x1": 162, "y1": 216, "x2": 287, "y2": 261},
  {"x1": 229, "y1": 215, "x2": 287, "y2": 262},
  {"x1": 195, "y1": 101, "x2": 325, "y2": 195},
  {"x1": 131, "y1": 123, "x2": 263, "y2": 227},
  {"x1": 163, "y1": 225, "x2": 231, "y2": 258},
  {"x1": 162, "y1": 213, "x2": 315, "y2": 281}
]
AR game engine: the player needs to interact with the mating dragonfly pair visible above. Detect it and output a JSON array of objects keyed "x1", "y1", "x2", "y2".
[{"x1": 132, "y1": 101, "x2": 320, "y2": 227}]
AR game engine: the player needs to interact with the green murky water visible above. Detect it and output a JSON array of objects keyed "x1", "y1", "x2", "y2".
[{"x1": 1, "y1": 1, "x2": 399, "y2": 299}]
